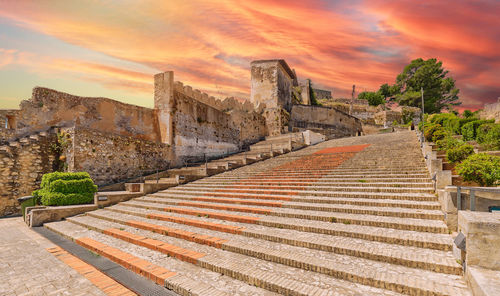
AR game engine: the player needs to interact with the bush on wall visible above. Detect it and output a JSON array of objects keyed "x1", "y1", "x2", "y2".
[
  {"x1": 456, "y1": 153, "x2": 500, "y2": 187},
  {"x1": 461, "y1": 119, "x2": 495, "y2": 141},
  {"x1": 423, "y1": 123, "x2": 444, "y2": 142},
  {"x1": 32, "y1": 172, "x2": 97, "y2": 206},
  {"x1": 476, "y1": 123, "x2": 500, "y2": 150},
  {"x1": 446, "y1": 144, "x2": 474, "y2": 163}
]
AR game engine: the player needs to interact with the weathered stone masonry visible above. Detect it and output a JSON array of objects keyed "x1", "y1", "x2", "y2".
[
  {"x1": 0, "y1": 132, "x2": 56, "y2": 216},
  {"x1": 0, "y1": 58, "x2": 362, "y2": 216}
]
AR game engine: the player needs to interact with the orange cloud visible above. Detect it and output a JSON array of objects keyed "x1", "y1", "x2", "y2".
[{"x1": 0, "y1": 0, "x2": 498, "y2": 109}]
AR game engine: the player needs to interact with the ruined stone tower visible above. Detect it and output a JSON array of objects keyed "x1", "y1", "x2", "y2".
[{"x1": 250, "y1": 60, "x2": 296, "y2": 135}]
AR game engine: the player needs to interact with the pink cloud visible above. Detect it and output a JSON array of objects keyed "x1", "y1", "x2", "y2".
[{"x1": 0, "y1": 0, "x2": 498, "y2": 108}]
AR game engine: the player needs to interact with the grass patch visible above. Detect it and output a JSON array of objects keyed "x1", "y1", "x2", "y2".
[
  {"x1": 358, "y1": 179, "x2": 367, "y2": 183},
  {"x1": 330, "y1": 217, "x2": 337, "y2": 223},
  {"x1": 343, "y1": 220, "x2": 351, "y2": 225}
]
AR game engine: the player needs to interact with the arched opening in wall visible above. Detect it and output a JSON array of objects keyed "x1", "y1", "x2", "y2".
[
  {"x1": 357, "y1": 130, "x2": 361, "y2": 136},
  {"x1": 6, "y1": 115, "x2": 16, "y2": 129}
]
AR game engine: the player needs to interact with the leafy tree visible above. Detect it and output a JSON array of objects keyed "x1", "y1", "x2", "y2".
[
  {"x1": 462, "y1": 110, "x2": 473, "y2": 118},
  {"x1": 379, "y1": 83, "x2": 391, "y2": 99},
  {"x1": 391, "y1": 58, "x2": 460, "y2": 113},
  {"x1": 358, "y1": 91, "x2": 384, "y2": 106}
]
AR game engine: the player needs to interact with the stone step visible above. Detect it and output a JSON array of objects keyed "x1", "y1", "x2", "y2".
[
  {"x1": 49, "y1": 219, "x2": 410, "y2": 296},
  {"x1": 108, "y1": 204, "x2": 453, "y2": 251},
  {"x1": 87, "y1": 209, "x2": 462, "y2": 275},
  {"x1": 65, "y1": 215, "x2": 469, "y2": 296},
  {"x1": 145, "y1": 194, "x2": 443, "y2": 219},
  {"x1": 44, "y1": 221, "x2": 275, "y2": 296},
  {"x1": 209, "y1": 173, "x2": 430, "y2": 179},
  {"x1": 123, "y1": 200, "x2": 449, "y2": 233},
  {"x1": 142, "y1": 195, "x2": 444, "y2": 220},
  {"x1": 178, "y1": 185, "x2": 435, "y2": 194},
  {"x1": 195, "y1": 177, "x2": 432, "y2": 183},
  {"x1": 152, "y1": 192, "x2": 442, "y2": 210},
  {"x1": 268, "y1": 166, "x2": 428, "y2": 171},
  {"x1": 188, "y1": 182, "x2": 434, "y2": 189},
  {"x1": 164, "y1": 188, "x2": 438, "y2": 202}
]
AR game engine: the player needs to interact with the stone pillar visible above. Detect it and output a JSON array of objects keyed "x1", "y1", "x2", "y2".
[
  {"x1": 154, "y1": 71, "x2": 175, "y2": 145},
  {"x1": 302, "y1": 80, "x2": 311, "y2": 105},
  {"x1": 436, "y1": 170, "x2": 452, "y2": 189}
]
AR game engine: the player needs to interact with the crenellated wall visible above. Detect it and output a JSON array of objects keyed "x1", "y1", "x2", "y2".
[{"x1": 155, "y1": 72, "x2": 267, "y2": 163}]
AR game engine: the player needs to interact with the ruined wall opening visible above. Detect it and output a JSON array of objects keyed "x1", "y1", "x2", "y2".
[{"x1": 6, "y1": 115, "x2": 16, "y2": 129}]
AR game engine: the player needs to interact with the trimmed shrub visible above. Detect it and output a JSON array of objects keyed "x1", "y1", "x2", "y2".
[
  {"x1": 48, "y1": 179, "x2": 97, "y2": 194},
  {"x1": 457, "y1": 118, "x2": 477, "y2": 134},
  {"x1": 461, "y1": 120, "x2": 495, "y2": 141},
  {"x1": 436, "y1": 136, "x2": 463, "y2": 151},
  {"x1": 429, "y1": 113, "x2": 457, "y2": 126},
  {"x1": 33, "y1": 172, "x2": 97, "y2": 206},
  {"x1": 431, "y1": 129, "x2": 447, "y2": 143},
  {"x1": 423, "y1": 123, "x2": 444, "y2": 142},
  {"x1": 41, "y1": 172, "x2": 92, "y2": 188},
  {"x1": 457, "y1": 153, "x2": 500, "y2": 186},
  {"x1": 446, "y1": 144, "x2": 474, "y2": 163},
  {"x1": 476, "y1": 123, "x2": 500, "y2": 150}
]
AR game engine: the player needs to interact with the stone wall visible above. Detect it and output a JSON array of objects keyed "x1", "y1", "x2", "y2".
[
  {"x1": 290, "y1": 105, "x2": 362, "y2": 139},
  {"x1": 313, "y1": 88, "x2": 332, "y2": 100},
  {"x1": 14, "y1": 87, "x2": 161, "y2": 142},
  {"x1": 264, "y1": 108, "x2": 290, "y2": 137},
  {"x1": 63, "y1": 126, "x2": 172, "y2": 186},
  {"x1": 330, "y1": 98, "x2": 369, "y2": 106},
  {"x1": 229, "y1": 109, "x2": 267, "y2": 146},
  {"x1": 480, "y1": 97, "x2": 500, "y2": 123},
  {"x1": 0, "y1": 132, "x2": 56, "y2": 216}
]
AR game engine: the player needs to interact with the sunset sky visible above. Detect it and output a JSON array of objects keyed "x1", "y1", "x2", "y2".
[{"x1": 0, "y1": 0, "x2": 498, "y2": 110}]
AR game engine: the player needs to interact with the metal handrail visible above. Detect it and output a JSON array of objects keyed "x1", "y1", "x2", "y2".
[{"x1": 456, "y1": 186, "x2": 500, "y2": 211}]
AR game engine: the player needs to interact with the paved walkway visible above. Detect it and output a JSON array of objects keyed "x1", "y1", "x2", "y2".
[{"x1": 0, "y1": 217, "x2": 105, "y2": 296}]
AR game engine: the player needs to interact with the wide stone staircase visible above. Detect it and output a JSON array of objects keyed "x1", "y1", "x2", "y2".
[{"x1": 44, "y1": 131, "x2": 471, "y2": 295}]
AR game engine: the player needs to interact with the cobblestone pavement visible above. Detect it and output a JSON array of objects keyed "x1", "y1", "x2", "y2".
[{"x1": 0, "y1": 217, "x2": 105, "y2": 296}]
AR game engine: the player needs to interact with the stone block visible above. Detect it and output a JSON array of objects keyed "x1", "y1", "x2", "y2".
[
  {"x1": 435, "y1": 170, "x2": 451, "y2": 189},
  {"x1": 466, "y1": 265, "x2": 500, "y2": 296},
  {"x1": 26, "y1": 204, "x2": 98, "y2": 227},
  {"x1": 458, "y1": 211, "x2": 500, "y2": 270}
]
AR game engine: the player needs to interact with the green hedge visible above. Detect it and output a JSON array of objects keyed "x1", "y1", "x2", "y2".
[
  {"x1": 429, "y1": 113, "x2": 457, "y2": 126},
  {"x1": 446, "y1": 144, "x2": 474, "y2": 163},
  {"x1": 461, "y1": 120, "x2": 495, "y2": 141},
  {"x1": 36, "y1": 191, "x2": 95, "y2": 206},
  {"x1": 476, "y1": 123, "x2": 500, "y2": 150},
  {"x1": 457, "y1": 153, "x2": 500, "y2": 187},
  {"x1": 41, "y1": 172, "x2": 92, "y2": 188},
  {"x1": 423, "y1": 123, "x2": 444, "y2": 142},
  {"x1": 33, "y1": 172, "x2": 97, "y2": 206},
  {"x1": 48, "y1": 179, "x2": 97, "y2": 194},
  {"x1": 436, "y1": 136, "x2": 463, "y2": 151}
]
